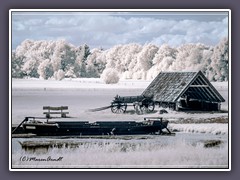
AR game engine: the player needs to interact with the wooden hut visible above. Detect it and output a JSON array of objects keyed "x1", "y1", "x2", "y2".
[{"x1": 142, "y1": 71, "x2": 225, "y2": 111}]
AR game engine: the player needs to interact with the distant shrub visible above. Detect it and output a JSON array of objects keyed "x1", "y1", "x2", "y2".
[
  {"x1": 101, "y1": 68, "x2": 120, "y2": 84},
  {"x1": 54, "y1": 69, "x2": 65, "y2": 80}
]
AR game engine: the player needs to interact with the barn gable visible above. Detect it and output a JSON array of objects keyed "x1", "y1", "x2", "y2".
[{"x1": 142, "y1": 71, "x2": 225, "y2": 111}]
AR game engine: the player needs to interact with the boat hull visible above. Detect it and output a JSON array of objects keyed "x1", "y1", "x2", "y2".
[{"x1": 21, "y1": 120, "x2": 169, "y2": 136}]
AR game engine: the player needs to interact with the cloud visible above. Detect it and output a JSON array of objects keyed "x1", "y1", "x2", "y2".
[{"x1": 11, "y1": 12, "x2": 229, "y2": 49}]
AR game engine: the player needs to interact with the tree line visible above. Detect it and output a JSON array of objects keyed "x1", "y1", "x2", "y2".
[{"x1": 12, "y1": 37, "x2": 228, "y2": 82}]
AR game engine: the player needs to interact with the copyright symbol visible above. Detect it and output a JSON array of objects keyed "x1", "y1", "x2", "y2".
[{"x1": 20, "y1": 156, "x2": 27, "y2": 162}]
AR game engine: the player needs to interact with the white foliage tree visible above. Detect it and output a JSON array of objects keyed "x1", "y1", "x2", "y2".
[
  {"x1": 105, "y1": 45, "x2": 121, "y2": 70},
  {"x1": 170, "y1": 44, "x2": 194, "y2": 71},
  {"x1": 74, "y1": 44, "x2": 90, "y2": 77},
  {"x1": 200, "y1": 47, "x2": 213, "y2": 76},
  {"x1": 170, "y1": 43, "x2": 210, "y2": 73},
  {"x1": 65, "y1": 67, "x2": 76, "y2": 78},
  {"x1": 86, "y1": 48, "x2": 105, "y2": 77},
  {"x1": 37, "y1": 59, "x2": 54, "y2": 79},
  {"x1": 133, "y1": 44, "x2": 158, "y2": 79},
  {"x1": 207, "y1": 37, "x2": 228, "y2": 81},
  {"x1": 15, "y1": 39, "x2": 34, "y2": 57},
  {"x1": 147, "y1": 44, "x2": 177, "y2": 79},
  {"x1": 51, "y1": 41, "x2": 64, "y2": 72},
  {"x1": 12, "y1": 52, "x2": 24, "y2": 78},
  {"x1": 183, "y1": 44, "x2": 207, "y2": 71},
  {"x1": 22, "y1": 58, "x2": 40, "y2": 77},
  {"x1": 122, "y1": 44, "x2": 142, "y2": 79}
]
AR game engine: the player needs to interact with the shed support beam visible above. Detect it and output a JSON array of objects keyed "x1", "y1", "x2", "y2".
[{"x1": 189, "y1": 85, "x2": 209, "y2": 87}]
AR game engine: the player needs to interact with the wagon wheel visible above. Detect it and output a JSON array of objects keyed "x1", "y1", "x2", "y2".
[
  {"x1": 111, "y1": 103, "x2": 127, "y2": 113},
  {"x1": 140, "y1": 100, "x2": 155, "y2": 113}
]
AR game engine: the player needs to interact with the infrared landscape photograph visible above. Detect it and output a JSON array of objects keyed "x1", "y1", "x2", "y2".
[{"x1": 10, "y1": 9, "x2": 230, "y2": 170}]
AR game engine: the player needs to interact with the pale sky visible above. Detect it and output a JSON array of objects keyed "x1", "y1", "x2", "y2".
[{"x1": 11, "y1": 10, "x2": 229, "y2": 50}]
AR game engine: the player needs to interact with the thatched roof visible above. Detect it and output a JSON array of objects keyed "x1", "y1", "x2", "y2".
[{"x1": 142, "y1": 71, "x2": 225, "y2": 103}]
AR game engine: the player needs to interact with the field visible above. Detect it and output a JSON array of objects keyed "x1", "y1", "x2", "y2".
[{"x1": 11, "y1": 78, "x2": 229, "y2": 169}]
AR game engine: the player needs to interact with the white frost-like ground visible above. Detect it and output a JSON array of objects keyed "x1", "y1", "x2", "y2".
[
  {"x1": 12, "y1": 135, "x2": 228, "y2": 168},
  {"x1": 11, "y1": 78, "x2": 229, "y2": 169},
  {"x1": 11, "y1": 78, "x2": 229, "y2": 123}
]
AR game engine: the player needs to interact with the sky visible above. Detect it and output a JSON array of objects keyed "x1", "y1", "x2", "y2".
[{"x1": 11, "y1": 10, "x2": 229, "y2": 50}]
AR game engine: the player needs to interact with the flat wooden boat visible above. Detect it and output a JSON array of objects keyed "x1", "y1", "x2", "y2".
[{"x1": 12, "y1": 117, "x2": 171, "y2": 136}]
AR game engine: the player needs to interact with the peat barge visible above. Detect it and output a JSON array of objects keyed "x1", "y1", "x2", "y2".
[{"x1": 12, "y1": 117, "x2": 171, "y2": 136}]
